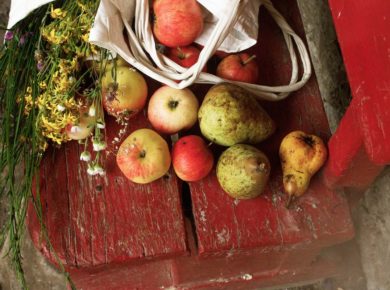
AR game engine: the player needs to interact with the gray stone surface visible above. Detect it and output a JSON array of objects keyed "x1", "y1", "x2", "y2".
[
  {"x1": 356, "y1": 167, "x2": 390, "y2": 290},
  {"x1": 297, "y1": 0, "x2": 351, "y2": 133},
  {"x1": 1, "y1": 0, "x2": 390, "y2": 290}
]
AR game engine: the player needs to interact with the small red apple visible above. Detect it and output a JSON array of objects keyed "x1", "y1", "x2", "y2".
[
  {"x1": 167, "y1": 46, "x2": 207, "y2": 72},
  {"x1": 172, "y1": 135, "x2": 214, "y2": 182},
  {"x1": 116, "y1": 128, "x2": 171, "y2": 184},
  {"x1": 153, "y1": 0, "x2": 204, "y2": 47},
  {"x1": 148, "y1": 85, "x2": 199, "y2": 135},
  {"x1": 214, "y1": 50, "x2": 231, "y2": 59},
  {"x1": 216, "y1": 53, "x2": 259, "y2": 84}
]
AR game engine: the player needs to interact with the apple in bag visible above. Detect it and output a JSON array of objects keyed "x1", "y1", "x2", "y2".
[{"x1": 153, "y1": 0, "x2": 204, "y2": 47}]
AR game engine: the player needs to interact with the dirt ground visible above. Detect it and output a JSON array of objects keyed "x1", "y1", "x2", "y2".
[{"x1": 1, "y1": 0, "x2": 390, "y2": 289}]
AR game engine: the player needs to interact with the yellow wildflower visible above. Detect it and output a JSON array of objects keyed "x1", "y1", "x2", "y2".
[
  {"x1": 39, "y1": 82, "x2": 47, "y2": 90},
  {"x1": 70, "y1": 57, "x2": 79, "y2": 71},
  {"x1": 77, "y1": 1, "x2": 88, "y2": 12},
  {"x1": 40, "y1": 115, "x2": 61, "y2": 131},
  {"x1": 59, "y1": 60, "x2": 71, "y2": 74},
  {"x1": 50, "y1": 7, "x2": 67, "y2": 19},
  {"x1": 24, "y1": 94, "x2": 34, "y2": 115},
  {"x1": 46, "y1": 133, "x2": 66, "y2": 145},
  {"x1": 81, "y1": 32, "x2": 90, "y2": 43},
  {"x1": 39, "y1": 141, "x2": 48, "y2": 152},
  {"x1": 56, "y1": 78, "x2": 71, "y2": 94},
  {"x1": 37, "y1": 94, "x2": 47, "y2": 110},
  {"x1": 64, "y1": 98, "x2": 77, "y2": 109}
]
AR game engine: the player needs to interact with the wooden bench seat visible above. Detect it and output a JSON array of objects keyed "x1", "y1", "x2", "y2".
[{"x1": 27, "y1": 1, "x2": 356, "y2": 288}]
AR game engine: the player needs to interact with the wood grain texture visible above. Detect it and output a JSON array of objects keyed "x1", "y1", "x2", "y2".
[
  {"x1": 27, "y1": 108, "x2": 188, "y2": 267},
  {"x1": 189, "y1": 0, "x2": 354, "y2": 257},
  {"x1": 323, "y1": 0, "x2": 390, "y2": 193},
  {"x1": 323, "y1": 98, "x2": 384, "y2": 192},
  {"x1": 25, "y1": 0, "x2": 357, "y2": 288},
  {"x1": 68, "y1": 220, "x2": 341, "y2": 290},
  {"x1": 328, "y1": 0, "x2": 390, "y2": 165}
]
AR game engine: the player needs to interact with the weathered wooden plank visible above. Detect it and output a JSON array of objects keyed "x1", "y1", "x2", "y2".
[
  {"x1": 28, "y1": 102, "x2": 188, "y2": 267},
  {"x1": 189, "y1": 0, "x2": 354, "y2": 257},
  {"x1": 323, "y1": 98, "x2": 384, "y2": 192},
  {"x1": 327, "y1": 0, "x2": 390, "y2": 164},
  {"x1": 323, "y1": 0, "x2": 390, "y2": 193}
]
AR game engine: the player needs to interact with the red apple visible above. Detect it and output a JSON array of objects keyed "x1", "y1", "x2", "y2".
[
  {"x1": 166, "y1": 46, "x2": 207, "y2": 71},
  {"x1": 216, "y1": 53, "x2": 259, "y2": 84},
  {"x1": 153, "y1": 0, "x2": 204, "y2": 47},
  {"x1": 116, "y1": 128, "x2": 171, "y2": 184},
  {"x1": 148, "y1": 85, "x2": 199, "y2": 134},
  {"x1": 102, "y1": 64, "x2": 148, "y2": 118},
  {"x1": 167, "y1": 46, "x2": 199, "y2": 67},
  {"x1": 214, "y1": 50, "x2": 231, "y2": 59},
  {"x1": 172, "y1": 135, "x2": 214, "y2": 181}
]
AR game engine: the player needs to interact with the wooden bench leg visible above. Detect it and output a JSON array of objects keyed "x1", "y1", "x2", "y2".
[{"x1": 323, "y1": 98, "x2": 384, "y2": 205}]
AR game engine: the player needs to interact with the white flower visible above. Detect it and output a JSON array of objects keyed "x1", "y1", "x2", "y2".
[
  {"x1": 87, "y1": 164, "x2": 105, "y2": 176},
  {"x1": 94, "y1": 164, "x2": 106, "y2": 176},
  {"x1": 87, "y1": 164, "x2": 97, "y2": 176},
  {"x1": 93, "y1": 140, "x2": 107, "y2": 151},
  {"x1": 80, "y1": 151, "x2": 91, "y2": 162},
  {"x1": 88, "y1": 105, "x2": 96, "y2": 117},
  {"x1": 70, "y1": 125, "x2": 81, "y2": 133},
  {"x1": 96, "y1": 122, "x2": 105, "y2": 129},
  {"x1": 57, "y1": 104, "x2": 66, "y2": 112}
]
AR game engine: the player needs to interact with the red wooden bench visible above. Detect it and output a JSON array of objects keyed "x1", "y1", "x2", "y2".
[
  {"x1": 26, "y1": 0, "x2": 374, "y2": 288},
  {"x1": 324, "y1": 0, "x2": 390, "y2": 201}
]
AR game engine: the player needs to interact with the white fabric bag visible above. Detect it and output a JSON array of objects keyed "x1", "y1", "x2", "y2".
[
  {"x1": 7, "y1": 0, "x2": 54, "y2": 29},
  {"x1": 7, "y1": 0, "x2": 311, "y2": 101},
  {"x1": 90, "y1": 0, "x2": 312, "y2": 101}
]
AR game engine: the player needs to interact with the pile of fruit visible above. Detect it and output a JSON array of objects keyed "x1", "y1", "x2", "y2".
[{"x1": 88, "y1": 0, "x2": 328, "y2": 206}]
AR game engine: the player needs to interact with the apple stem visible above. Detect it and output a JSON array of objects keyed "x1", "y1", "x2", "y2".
[
  {"x1": 242, "y1": 54, "x2": 257, "y2": 66},
  {"x1": 207, "y1": 141, "x2": 213, "y2": 147},
  {"x1": 177, "y1": 47, "x2": 185, "y2": 60},
  {"x1": 139, "y1": 150, "x2": 146, "y2": 158},
  {"x1": 168, "y1": 100, "x2": 179, "y2": 109}
]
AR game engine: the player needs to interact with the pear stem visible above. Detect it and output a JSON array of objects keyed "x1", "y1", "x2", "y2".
[
  {"x1": 242, "y1": 54, "x2": 256, "y2": 66},
  {"x1": 286, "y1": 195, "x2": 294, "y2": 209}
]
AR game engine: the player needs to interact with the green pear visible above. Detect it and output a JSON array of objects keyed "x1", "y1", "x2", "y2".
[
  {"x1": 216, "y1": 144, "x2": 271, "y2": 199},
  {"x1": 198, "y1": 83, "x2": 275, "y2": 146}
]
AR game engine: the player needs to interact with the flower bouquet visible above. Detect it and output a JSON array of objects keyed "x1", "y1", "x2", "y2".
[{"x1": 0, "y1": 0, "x2": 112, "y2": 287}]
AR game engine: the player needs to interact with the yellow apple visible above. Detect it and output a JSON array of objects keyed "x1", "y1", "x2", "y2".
[
  {"x1": 116, "y1": 128, "x2": 171, "y2": 184},
  {"x1": 102, "y1": 64, "x2": 148, "y2": 118},
  {"x1": 147, "y1": 85, "x2": 199, "y2": 134}
]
